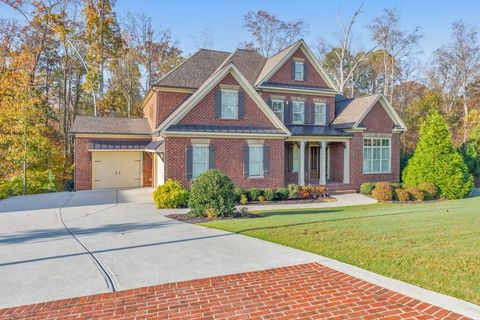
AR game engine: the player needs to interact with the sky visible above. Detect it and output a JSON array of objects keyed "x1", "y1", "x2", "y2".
[{"x1": 2, "y1": 0, "x2": 479, "y2": 61}]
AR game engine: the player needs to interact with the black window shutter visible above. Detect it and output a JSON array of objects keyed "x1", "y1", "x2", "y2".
[
  {"x1": 208, "y1": 144, "x2": 215, "y2": 169},
  {"x1": 214, "y1": 90, "x2": 221, "y2": 118},
  {"x1": 238, "y1": 91, "x2": 245, "y2": 119},
  {"x1": 311, "y1": 103, "x2": 316, "y2": 125},
  {"x1": 284, "y1": 101, "x2": 292, "y2": 124},
  {"x1": 304, "y1": 103, "x2": 310, "y2": 125},
  {"x1": 186, "y1": 145, "x2": 193, "y2": 179},
  {"x1": 304, "y1": 62, "x2": 308, "y2": 81},
  {"x1": 243, "y1": 145, "x2": 249, "y2": 177},
  {"x1": 288, "y1": 145, "x2": 293, "y2": 172},
  {"x1": 325, "y1": 101, "x2": 329, "y2": 124},
  {"x1": 291, "y1": 60, "x2": 295, "y2": 80},
  {"x1": 263, "y1": 145, "x2": 269, "y2": 176}
]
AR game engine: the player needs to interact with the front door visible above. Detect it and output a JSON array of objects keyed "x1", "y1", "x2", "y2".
[{"x1": 309, "y1": 146, "x2": 320, "y2": 180}]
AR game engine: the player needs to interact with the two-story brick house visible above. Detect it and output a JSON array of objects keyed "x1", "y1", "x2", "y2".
[{"x1": 71, "y1": 40, "x2": 407, "y2": 192}]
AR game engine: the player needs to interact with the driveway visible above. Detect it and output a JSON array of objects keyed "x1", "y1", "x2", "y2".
[{"x1": 0, "y1": 188, "x2": 320, "y2": 308}]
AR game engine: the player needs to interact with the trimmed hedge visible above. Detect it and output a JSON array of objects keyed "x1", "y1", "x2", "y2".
[
  {"x1": 394, "y1": 188, "x2": 410, "y2": 202},
  {"x1": 153, "y1": 179, "x2": 189, "y2": 208},
  {"x1": 371, "y1": 182, "x2": 393, "y2": 201},
  {"x1": 418, "y1": 182, "x2": 438, "y2": 200},
  {"x1": 360, "y1": 182, "x2": 376, "y2": 195}
]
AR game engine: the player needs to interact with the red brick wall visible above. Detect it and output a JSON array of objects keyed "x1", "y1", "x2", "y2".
[
  {"x1": 143, "y1": 152, "x2": 153, "y2": 187},
  {"x1": 165, "y1": 137, "x2": 285, "y2": 189},
  {"x1": 179, "y1": 73, "x2": 277, "y2": 129},
  {"x1": 267, "y1": 48, "x2": 330, "y2": 89},
  {"x1": 329, "y1": 142, "x2": 344, "y2": 182},
  {"x1": 74, "y1": 138, "x2": 92, "y2": 191},
  {"x1": 260, "y1": 92, "x2": 335, "y2": 125},
  {"x1": 142, "y1": 94, "x2": 156, "y2": 130},
  {"x1": 156, "y1": 91, "x2": 191, "y2": 128},
  {"x1": 349, "y1": 102, "x2": 401, "y2": 189},
  {"x1": 284, "y1": 142, "x2": 298, "y2": 185}
]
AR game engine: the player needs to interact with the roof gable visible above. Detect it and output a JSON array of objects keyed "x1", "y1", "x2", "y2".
[
  {"x1": 333, "y1": 94, "x2": 407, "y2": 131},
  {"x1": 255, "y1": 40, "x2": 338, "y2": 91},
  {"x1": 156, "y1": 63, "x2": 290, "y2": 136}
]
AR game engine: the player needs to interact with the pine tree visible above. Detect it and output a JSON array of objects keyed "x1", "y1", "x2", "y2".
[
  {"x1": 403, "y1": 112, "x2": 473, "y2": 199},
  {"x1": 461, "y1": 125, "x2": 480, "y2": 184}
]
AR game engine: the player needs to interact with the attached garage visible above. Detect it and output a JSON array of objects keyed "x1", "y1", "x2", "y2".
[{"x1": 92, "y1": 151, "x2": 143, "y2": 189}]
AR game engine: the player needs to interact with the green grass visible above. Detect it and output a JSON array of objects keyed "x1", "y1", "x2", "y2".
[{"x1": 199, "y1": 197, "x2": 480, "y2": 304}]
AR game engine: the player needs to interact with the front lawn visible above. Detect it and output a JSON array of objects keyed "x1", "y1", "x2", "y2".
[{"x1": 199, "y1": 196, "x2": 480, "y2": 304}]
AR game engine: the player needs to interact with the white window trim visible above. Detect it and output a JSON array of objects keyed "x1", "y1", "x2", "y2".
[
  {"x1": 270, "y1": 99, "x2": 284, "y2": 122},
  {"x1": 294, "y1": 61, "x2": 304, "y2": 81},
  {"x1": 248, "y1": 144, "x2": 264, "y2": 178},
  {"x1": 220, "y1": 89, "x2": 239, "y2": 120},
  {"x1": 192, "y1": 144, "x2": 209, "y2": 179},
  {"x1": 314, "y1": 102, "x2": 327, "y2": 125},
  {"x1": 292, "y1": 101, "x2": 305, "y2": 124},
  {"x1": 362, "y1": 137, "x2": 392, "y2": 174}
]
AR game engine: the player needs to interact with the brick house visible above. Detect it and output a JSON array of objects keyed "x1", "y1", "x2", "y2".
[{"x1": 71, "y1": 40, "x2": 407, "y2": 192}]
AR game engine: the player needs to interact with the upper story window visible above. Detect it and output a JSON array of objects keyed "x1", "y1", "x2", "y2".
[
  {"x1": 292, "y1": 101, "x2": 305, "y2": 124},
  {"x1": 314, "y1": 102, "x2": 327, "y2": 125},
  {"x1": 363, "y1": 138, "x2": 391, "y2": 174},
  {"x1": 270, "y1": 100, "x2": 284, "y2": 122},
  {"x1": 192, "y1": 145, "x2": 209, "y2": 179},
  {"x1": 221, "y1": 89, "x2": 238, "y2": 119},
  {"x1": 294, "y1": 61, "x2": 305, "y2": 81}
]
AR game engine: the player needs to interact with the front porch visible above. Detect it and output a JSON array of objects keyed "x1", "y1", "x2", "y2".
[{"x1": 285, "y1": 139, "x2": 351, "y2": 191}]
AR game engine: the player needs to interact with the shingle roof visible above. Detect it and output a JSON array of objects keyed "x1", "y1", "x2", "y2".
[
  {"x1": 70, "y1": 116, "x2": 152, "y2": 135},
  {"x1": 167, "y1": 124, "x2": 286, "y2": 135},
  {"x1": 214, "y1": 49, "x2": 266, "y2": 85},
  {"x1": 255, "y1": 41, "x2": 299, "y2": 86},
  {"x1": 155, "y1": 49, "x2": 230, "y2": 88},
  {"x1": 287, "y1": 125, "x2": 352, "y2": 137},
  {"x1": 332, "y1": 94, "x2": 381, "y2": 129}
]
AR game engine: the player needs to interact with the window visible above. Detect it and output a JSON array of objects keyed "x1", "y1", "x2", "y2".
[
  {"x1": 294, "y1": 61, "x2": 304, "y2": 80},
  {"x1": 192, "y1": 145, "x2": 208, "y2": 178},
  {"x1": 249, "y1": 145, "x2": 264, "y2": 177},
  {"x1": 314, "y1": 102, "x2": 327, "y2": 125},
  {"x1": 363, "y1": 138, "x2": 391, "y2": 174},
  {"x1": 270, "y1": 100, "x2": 284, "y2": 122},
  {"x1": 292, "y1": 101, "x2": 305, "y2": 124},
  {"x1": 221, "y1": 89, "x2": 238, "y2": 119},
  {"x1": 292, "y1": 144, "x2": 299, "y2": 172}
]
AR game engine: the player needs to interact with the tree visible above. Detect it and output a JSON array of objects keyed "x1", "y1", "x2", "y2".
[
  {"x1": 403, "y1": 112, "x2": 473, "y2": 199},
  {"x1": 243, "y1": 10, "x2": 307, "y2": 58},
  {"x1": 461, "y1": 125, "x2": 480, "y2": 186},
  {"x1": 431, "y1": 20, "x2": 480, "y2": 142},
  {"x1": 83, "y1": 0, "x2": 122, "y2": 115},
  {"x1": 368, "y1": 8, "x2": 422, "y2": 102}
]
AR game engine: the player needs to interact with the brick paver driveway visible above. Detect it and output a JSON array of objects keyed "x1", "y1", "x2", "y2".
[{"x1": 0, "y1": 263, "x2": 469, "y2": 320}]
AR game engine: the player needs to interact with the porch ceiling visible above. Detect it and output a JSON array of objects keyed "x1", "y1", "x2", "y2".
[{"x1": 286, "y1": 125, "x2": 353, "y2": 137}]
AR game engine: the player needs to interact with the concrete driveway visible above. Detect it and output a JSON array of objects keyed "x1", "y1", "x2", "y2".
[{"x1": 0, "y1": 188, "x2": 320, "y2": 308}]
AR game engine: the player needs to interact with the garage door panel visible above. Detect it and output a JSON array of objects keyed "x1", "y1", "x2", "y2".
[{"x1": 93, "y1": 152, "x2": 142, "y2": 189}]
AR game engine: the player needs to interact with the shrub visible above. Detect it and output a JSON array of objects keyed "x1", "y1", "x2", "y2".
[
  {"x1": 371, "y1": 182, "x2": 393, "y2": 201},
  {"x1": 246, "y1": 188, "x2": 261, "y2": 202},
  {"x1": 394, "y1": 188, "x2": 410, "y2": 202},
  {"x1": 275, "y1": 187, "x2": 289, "y2": 200},
  {"x1": 240, "y1": 194, "x2": 248, "y2": 205},
  {"x1": 258, "y1": 196, "x2": 265, "y2": 203},
  {"x1": 461, "y1": 125, "x2": 480, "y2": 183},
  {"x1": 406, "y1": 187, "x2": 425, "y2": 201},
  {"x1": 310, "y1": 185, "x2": 327, "y2": 199},
  {"x1": 205, "y1": 208, "x2": 217, "y2": 220},
  {"x1": 235, "y1": 207, "x2": 251, "y2": 217},
  {"x1": 287, "y1": 183, "x2": 299, "y2": 198},
  {"x1": 418, "y1": 182, "x2": 438, "y2": 200},
  {"x1": 360, "y1": 182, "x2": 376, "y2": 195},
  {"x1": 152, "y1": 179, "x2": 189, "y2": 208},
  {"x1": 263, "y1": 188, "x2": 275, "y2": 201},
  {"x1": 233, "y1": 188, "x2": 244, "y2": 203},
  {"x1": 188, "y1": 169, "x2": 236, "y2": 217},
  {"x1": 403, "y1": 112, "x2": 473, "y2": 199},
  {"x1": 298, "y1": 185, "x2": 312, "y2": 199}
]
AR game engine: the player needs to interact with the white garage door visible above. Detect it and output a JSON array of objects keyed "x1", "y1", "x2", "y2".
[{"x1": 92, "y1": 151, "x2": 142, "y2": 189}]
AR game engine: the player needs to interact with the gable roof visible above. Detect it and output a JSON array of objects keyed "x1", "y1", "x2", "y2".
[
  {"x1": 155, "y1": 49, "x2": 230, "y2": 89},
  {"x1": 214, "y1": 49, "x2": 266, "y2": 85},
  {"x1": 254, "y1": 40, "x2": 339, "y2": 91},
  {"x1": 70, "y1": 116, "x2": 151, "y2": 135},
  {"x1": 156, "y1": 63, "x2": 290, "y2": 136},
  {"x1": 332, "y1": 94, "x2": 407, "y2": 131}
]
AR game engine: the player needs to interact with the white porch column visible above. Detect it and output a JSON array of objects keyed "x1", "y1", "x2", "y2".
[
  {"x1": 320, "y1": 141, "x2": 327, "y2": 185},
  {"x1": 298, "y1": 140, "x2": 306, "y2": 186},
  {"x1": 343, "y1": 140, "x2": 350, "y2": 184}
]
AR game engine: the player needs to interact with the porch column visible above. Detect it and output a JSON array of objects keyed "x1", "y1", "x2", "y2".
[
  {"x1": 320, "y1": 141, "x2": 327, "y2": 185},
  {"x1": 298, "y1": 140, "x2": 306, "y2": 186},
  {"x1": 343, "y1": 140, "x2": 350, "y2": 184}
]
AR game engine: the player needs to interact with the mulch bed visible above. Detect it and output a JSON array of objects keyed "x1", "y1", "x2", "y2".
[{"x1": 166, "y1": 212, "x2": 259, "y2": 223}]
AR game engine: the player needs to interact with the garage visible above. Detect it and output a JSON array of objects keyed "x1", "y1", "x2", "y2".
[{"x1": 92, "y1": 151, "x2": 143, "y2": 189}]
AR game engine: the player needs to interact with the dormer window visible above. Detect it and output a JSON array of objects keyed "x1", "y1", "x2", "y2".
[
  {"x1": 221, "y1": 89, "x2": 238, "y2": 119},
  {"x1": 294, "y1": 61, "x2": 305, "y2": 81}
]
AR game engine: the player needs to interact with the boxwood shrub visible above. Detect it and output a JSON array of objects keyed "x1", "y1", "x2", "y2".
[
  {"x1": 152, "y1": 179, "x2": 189, "y2": 208},
  {"x1": 360, "y1": 182, "x2": 376, "y2": 195},
  {"x1": 371, "y1": 182, "x2": 393, "y2": 201}
]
